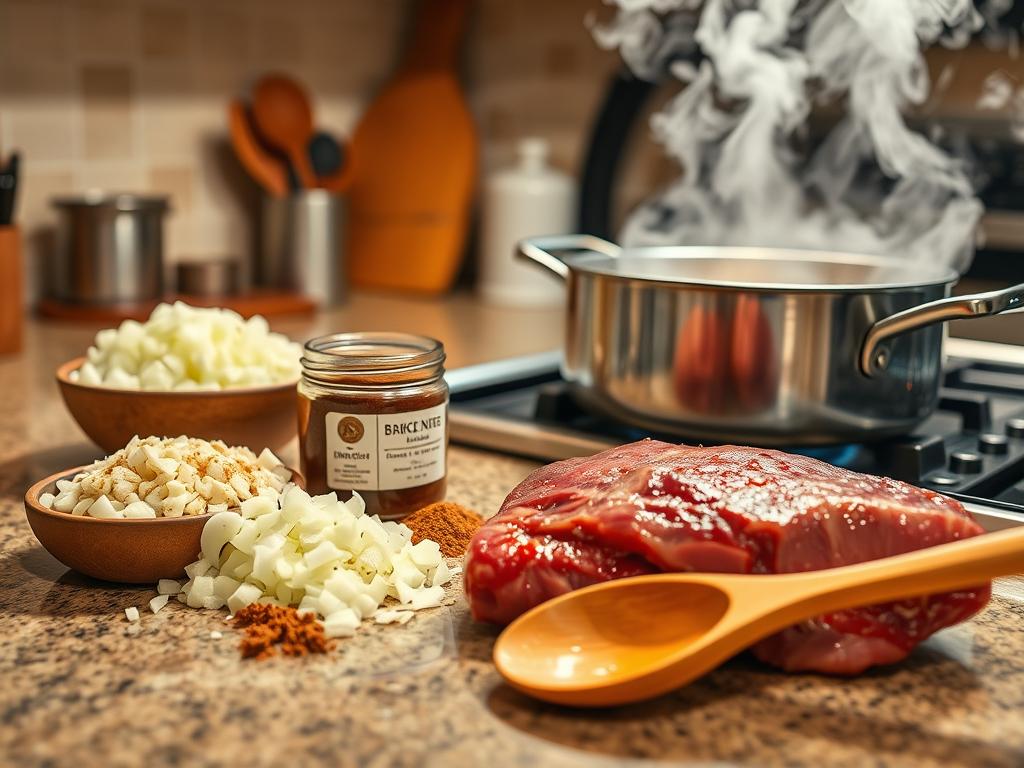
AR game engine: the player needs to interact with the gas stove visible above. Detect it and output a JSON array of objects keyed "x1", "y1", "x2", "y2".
[{"x1": 448, "y1": 338, "x2": 1024, "y2": 520}]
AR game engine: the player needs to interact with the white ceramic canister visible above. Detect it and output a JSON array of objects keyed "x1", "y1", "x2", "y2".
[{"x1": 479, "y1": 138, "x2": 574, "y2": 306}]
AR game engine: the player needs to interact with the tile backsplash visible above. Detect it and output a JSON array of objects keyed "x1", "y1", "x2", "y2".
[{"x1": 0, "y1": 0, "x2": 671, "y2": 301}]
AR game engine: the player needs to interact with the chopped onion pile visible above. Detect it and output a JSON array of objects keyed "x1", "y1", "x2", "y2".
[
  {"x1": 40, "y1": 435, "x2": 289, "y2": 519},
  {"x1": 176, "y1": 485, "x2": 452, "y2": 637},
  {"x1": 69, "y1": 301, "x2": 301, "y2": 391}
]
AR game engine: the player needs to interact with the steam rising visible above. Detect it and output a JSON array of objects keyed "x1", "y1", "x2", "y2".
[{"x1": 593, "y1": 1, "x2": 1003, "y2": 273}]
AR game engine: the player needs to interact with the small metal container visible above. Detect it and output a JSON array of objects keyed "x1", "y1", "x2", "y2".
[
  {"x1": 176, "y1": 259, "x2": 242, "y2": 297},
  {"x1": 520, "y1": 235, "x2": 1024, "y2": 445},
  {"x1": 51, "y1": 193, "x2": 168, "y2": 304},
  {"x1": 260, "y1": 190, "x2": 346, "y2": 307}
]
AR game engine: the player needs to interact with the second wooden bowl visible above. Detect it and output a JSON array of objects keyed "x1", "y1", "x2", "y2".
[
  {"x1": 56, "y1": 357, "x2": 298, "y2": 453},
  {"x1": 24, "y1": 466, "x2": 302, "y2": 584},
  {"x1": 25, "y1": 467, "x2": 209, "y2": 583}
]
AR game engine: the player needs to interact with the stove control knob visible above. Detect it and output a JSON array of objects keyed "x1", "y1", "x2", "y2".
[
  {"x1": 978, "y1": 434, "x2": 1009, "y2": 455},
  {"x1": 1006, "y1": 418, "x2": 1024, "y2": 439},
  {"x1": 926, "y1": 472, "x2": 960, "y2": 488},
  {"x1": 949, "y1": 452, "x2": 983, "y2": 474}
]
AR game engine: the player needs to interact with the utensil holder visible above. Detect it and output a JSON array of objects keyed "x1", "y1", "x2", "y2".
[
  {"x1": 260, "y1": 190, "x2": 347, "y2": 307},
  {"x1": 0, "y1": 226, "x2": 23, "y2": 355}
]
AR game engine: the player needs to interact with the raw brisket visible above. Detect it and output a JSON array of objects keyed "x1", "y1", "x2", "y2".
[{"x1": 465, "y1": 440, "x2": 990, "y2": 674}]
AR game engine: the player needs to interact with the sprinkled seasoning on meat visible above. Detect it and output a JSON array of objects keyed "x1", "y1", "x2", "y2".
[{"x1": 465, "y1": 440, "x2": 990, "y2": 674}]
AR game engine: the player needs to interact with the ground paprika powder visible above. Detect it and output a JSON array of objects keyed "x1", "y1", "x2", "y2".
[{"x1": 403, "y1": 501, "x2": 483, "y2": 557}]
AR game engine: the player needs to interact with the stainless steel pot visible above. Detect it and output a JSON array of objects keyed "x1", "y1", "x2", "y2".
[
  {"x1": 520, "y1": 235, "x2": 1024, "y2": 445},
  {"x1": 51, "y1": 193, "x2": 168, "y2": 304}
]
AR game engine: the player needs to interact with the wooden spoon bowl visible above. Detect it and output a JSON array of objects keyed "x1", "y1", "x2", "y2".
[
  {"x1": 56, "y1": 357, "x2": 298, "y2": 454},
  {"x1": 24, "y1": 466, "x2": 302, "y2": 584},
  {"x1": 252, "y1": 74, "x2": 316, "y2": 189}
]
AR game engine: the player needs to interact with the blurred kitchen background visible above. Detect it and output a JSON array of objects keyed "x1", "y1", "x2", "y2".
[{"x1": 0, "y1": 0, "x2": 1022, "y2": 343}]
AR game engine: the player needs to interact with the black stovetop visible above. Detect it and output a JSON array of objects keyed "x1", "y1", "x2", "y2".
[{"x1": 448, "y1": 352, "x2": 1024, "y2": 514}]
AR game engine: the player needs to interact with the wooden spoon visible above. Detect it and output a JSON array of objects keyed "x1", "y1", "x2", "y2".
[
  {"x1": 493, "y1": 526, "x2": 1024, "y2": 707},
  {"x1": 227, "y1": 101, "x2": 288, "y2": 197},
  {"x1": 252, "y1": 74, "x2": 316, "y2": 190}
]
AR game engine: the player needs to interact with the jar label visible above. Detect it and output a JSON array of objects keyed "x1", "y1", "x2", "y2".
[{"x1": 324, "y1": 402, "x2": 447, "y2": 492}]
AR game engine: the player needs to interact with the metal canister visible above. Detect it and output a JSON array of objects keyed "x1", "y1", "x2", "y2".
[
  {"x1": 51, "y1": 193, "x2": 168, "y2": 304},
  {"x1": 175, "y1": 259, "x2": 242, "y2": 297}
]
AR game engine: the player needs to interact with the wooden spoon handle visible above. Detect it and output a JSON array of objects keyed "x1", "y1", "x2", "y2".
[
  {"x1": 768, "y1": 527, "x2": 1024, "y2": 622},
  {"x1": 288, "y1": 146, "x2": 317, "y2": 190}
]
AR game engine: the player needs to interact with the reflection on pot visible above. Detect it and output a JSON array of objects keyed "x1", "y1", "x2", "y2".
[
  {"x1": 673, "y1": 298, "x2": 777, "y2": 414},
  {"x1": 731, "y1": 295, "x2": 777, "y2": 410},
  {"x1": 672, "y1": 306, "x2": 730, "y2": 413}
]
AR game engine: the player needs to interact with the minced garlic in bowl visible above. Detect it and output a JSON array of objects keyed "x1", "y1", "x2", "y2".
[{"x1": 40, "y1": 435, "x2": 290, "y2": 519}]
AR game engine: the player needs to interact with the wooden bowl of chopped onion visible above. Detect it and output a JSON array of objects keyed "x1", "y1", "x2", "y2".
[
  {"x1": 56, "y1": 302, "x2": 303, "y2": 453},
  {"x1": 57, "y1": 357, "x2": 298, "y2": 454},
  {"x1": 24, "y1": 458, "x2": 301, "y2": 584}
]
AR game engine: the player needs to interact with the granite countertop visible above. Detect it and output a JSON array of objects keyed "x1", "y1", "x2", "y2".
[{"x1": 3, "y1": 298, "x2": 1024, "y2": 768}]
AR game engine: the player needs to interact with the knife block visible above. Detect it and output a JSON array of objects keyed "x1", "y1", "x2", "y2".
[{"x1": 0, "y1": 226, "x2": 23, "y2": 355}]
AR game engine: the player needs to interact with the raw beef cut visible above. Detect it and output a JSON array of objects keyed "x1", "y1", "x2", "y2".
[{"x1": 465, "y1": 440, "x2": 990, "y2": 674}]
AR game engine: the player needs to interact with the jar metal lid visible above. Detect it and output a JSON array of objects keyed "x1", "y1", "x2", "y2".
[{"x1": 301, "y1": 332, "x2": 446, "y2": 387}]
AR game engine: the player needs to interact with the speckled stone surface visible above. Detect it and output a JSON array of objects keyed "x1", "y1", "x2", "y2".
[{"x1": 3, "y1": 304, "x2": 1024, "y2": 768}]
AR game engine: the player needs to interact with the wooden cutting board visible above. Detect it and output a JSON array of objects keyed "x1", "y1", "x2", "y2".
[{"x1": 348, "y1": 0, "x2": 477, "y2": 294}]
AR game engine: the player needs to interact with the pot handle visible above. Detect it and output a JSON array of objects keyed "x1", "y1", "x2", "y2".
[
  {"x1": 517, "y1": 235, "x2": 622, "y2": 279},
  {"x1": 861, "y1": 283, "x2": 1024, "y2": 377}
]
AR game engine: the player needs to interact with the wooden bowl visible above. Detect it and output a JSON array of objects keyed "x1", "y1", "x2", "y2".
[
  {"x1": 24, "y1": 466, "x2": 301, "y2": 584},
  {"x1": 56, "y1": 357, "x2": 298, "y2": 453},
  {"x1": 25, "y1": 467, "x2": 209, "y2": 583}
]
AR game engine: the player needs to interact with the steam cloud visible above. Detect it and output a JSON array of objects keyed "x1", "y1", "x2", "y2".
[{"x1": 593, "y1": 0, "x2": 1013, "y2": 273}]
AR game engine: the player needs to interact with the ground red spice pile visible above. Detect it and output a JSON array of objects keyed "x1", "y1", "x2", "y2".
[
  {"x1": 232, "y1": 604, "x2": 333, "y2": 659},
  {"x1": 404, "y1": 501, "x2": 483, "y2": 557}
]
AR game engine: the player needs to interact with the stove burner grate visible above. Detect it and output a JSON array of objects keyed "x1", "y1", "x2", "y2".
[
  {"x1": 789, "y1": 444, "x2": 861, "y2": 468},
  {"x1": 448, "y1": 352, "x2": 1024, "y2": 510}
]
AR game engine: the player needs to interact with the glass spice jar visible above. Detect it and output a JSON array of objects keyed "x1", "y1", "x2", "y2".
[{"x1": 298, "y1": 332, "x2": 448, "y2": 519}]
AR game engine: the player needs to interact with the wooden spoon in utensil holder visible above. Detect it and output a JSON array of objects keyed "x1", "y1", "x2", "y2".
[
  {"x1": 227, "y1": 101, "x2": 289, "y2": 197},
  {"x1": 252, "y1": 75, "x2": 318, "y2": 190}
]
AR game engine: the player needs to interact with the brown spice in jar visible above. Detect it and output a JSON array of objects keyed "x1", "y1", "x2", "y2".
[
  {"x1": 298, "y1": 381, "x2": 448, "y2": 517},
  {"x1": 232, "y1": 604, "x2": 333, "y2": 659},
  {"x1": 403, "y1": 501, "x2": 483, "y2": 557}
]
